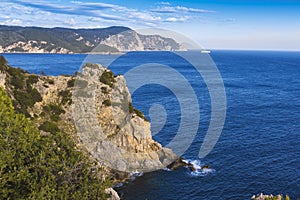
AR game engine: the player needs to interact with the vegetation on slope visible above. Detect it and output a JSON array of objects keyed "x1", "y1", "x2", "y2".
[
  {"x1": 0, "y1": 86, "x2": 111, "y2": 199},
  {"x1": 0, "y1": 25, "x2": 130, "y2": 53}
]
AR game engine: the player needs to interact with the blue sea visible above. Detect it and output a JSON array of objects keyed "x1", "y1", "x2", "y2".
[{"x1": 3, "y1": 50, "x2": 300, "y2": 199}]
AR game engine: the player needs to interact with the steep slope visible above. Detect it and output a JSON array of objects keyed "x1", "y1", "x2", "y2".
[{"x1": 100, "y1": 30, "x2": 186, "y2": 51}]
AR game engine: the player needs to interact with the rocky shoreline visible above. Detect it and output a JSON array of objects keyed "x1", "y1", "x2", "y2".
[{"x1": 251, "y1": 193, "x2": 290, "y2": 200}]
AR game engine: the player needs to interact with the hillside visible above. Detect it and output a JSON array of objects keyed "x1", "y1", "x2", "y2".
[
  {"x1": 0, "y1": 55, "x2": 179, "y2": 197},
  {"x1": 0, "y1": 25, "x2": 185, "y2": 53},
  {"x1": 0, "y1": 60, "x2": 111, "y2": 199}
]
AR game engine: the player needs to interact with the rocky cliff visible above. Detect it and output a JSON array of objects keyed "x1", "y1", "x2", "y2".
[
  {"x1": 0, "y1": 59, "x2": 178, "y2": 179},
  {"x1": 0, "y1": 25, "x2": 185, "y2": 53},
  {"x1": 100, "y1": 30, "x2": 186, "y2": 51}
]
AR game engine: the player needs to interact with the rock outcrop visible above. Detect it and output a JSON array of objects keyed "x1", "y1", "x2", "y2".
[
  {"x1": 105, "y1": 188, "x2": 120, "y2": 200},
  {"x1": 251, "y1": 193, "x2": 290, "y2": 200},
  {"x1": 0, "y1": 61, "x2": 178, "y2": 177},
  {"x1": 71, "y1": 64, "x2": 178, "y2": 173}
]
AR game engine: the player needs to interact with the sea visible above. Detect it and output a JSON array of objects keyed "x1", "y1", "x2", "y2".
[{"x1": 2, "y1": 50, "x2": 300, "y2": 200}]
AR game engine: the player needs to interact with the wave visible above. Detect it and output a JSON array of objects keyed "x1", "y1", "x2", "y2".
[
  {"x1": 184, "y1": 159, "x2": 216, "y2": 177},
  {"x1": 130, "y1": 170, "x2": 144, "y2": 181},
  {"x1": 163, "y1": 167, "x2": 171, "y2": 171}
]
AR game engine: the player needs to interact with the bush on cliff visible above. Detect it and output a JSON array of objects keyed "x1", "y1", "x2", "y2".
[
  {"x1": 0, "y1": 87, "x2": 111, "y2": 199},
  {"x1": 0, "y1": 55, "x2": 8, "y2": 71},
  {"x1": 99, "y1": 70, "x2": 115, "y2": 88},
  {"x1": 3, "y1": 63, "x2": 42, "y2": 117}
]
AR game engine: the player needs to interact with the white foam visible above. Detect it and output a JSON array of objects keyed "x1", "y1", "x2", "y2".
[
  {"x1": 185, "y1": 159, "x2": 215, "y2": 177},
  {"x1": 163, "y1": 167, "x2": 171, "y2": 171},
  {"x1": 113, "y1": 182, "x2": 124, "y2": 188},
  {"x1": 181, "y1": 159, "x2": 189, "y2": 164},
  {"x1": 130, "y1": 170, "x2": 144, "y2": 181},
  {"x1": 130, "y1": 170, "x2": 143, "y2": 176}
]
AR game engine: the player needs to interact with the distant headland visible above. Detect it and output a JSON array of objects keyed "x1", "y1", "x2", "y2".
[{"x1": 0, "y1": 25, "x2": 186, "y2": 54}]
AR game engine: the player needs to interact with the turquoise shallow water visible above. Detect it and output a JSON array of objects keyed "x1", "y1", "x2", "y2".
[{"x1": 3, "y1": 50, "x2": 300, "y2": 199}]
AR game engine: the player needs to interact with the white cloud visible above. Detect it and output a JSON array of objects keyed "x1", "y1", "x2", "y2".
[
  {"x1": 4, "y1": 19, "x2": 23, "y2": 25},
  {"x1": 157, "y1": 2, "x2": 171, "y2": 5},
  {"x1": 164, "y1": 16, "x2": 190, "y2": 22},
  {"x1": 0, "y1": 0, "x2": 215, "y2": 28},
  {"x1": 151, "y1": 6, "x2": 214, "y2": 14},
  {"x1": 129, "y1": 12, "x2": 161, "y2": 22},
  {"x1": 64, "y1": 18, "x2": 76, "y2": 26}
]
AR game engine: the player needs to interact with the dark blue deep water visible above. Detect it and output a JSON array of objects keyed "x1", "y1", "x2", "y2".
[{"x1": 2, "y1": 51, "x2": 300, "y2": 199}]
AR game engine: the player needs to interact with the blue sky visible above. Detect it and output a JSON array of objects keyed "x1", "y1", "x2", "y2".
[{"x1": 1, "y1": 0, "x2": 300, "y2": 50}]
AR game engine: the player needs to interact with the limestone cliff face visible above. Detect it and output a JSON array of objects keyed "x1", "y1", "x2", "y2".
[
  {"x1": 100, "y1": 30, "x2": 186, "y2": 51},
  {"x1": 0, "y1": 63, "x2": 178, "y2": 175},
  {"x1": 71, "y1": 64, "x2": 178, "y2": 173},
  {"x1": 0, "y1": 40, "x2": 73, "y2": 54}
]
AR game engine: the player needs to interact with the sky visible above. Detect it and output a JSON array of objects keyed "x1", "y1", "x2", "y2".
[{"x1": 1, "y1": 0, "x2": 300, "y2": 51}]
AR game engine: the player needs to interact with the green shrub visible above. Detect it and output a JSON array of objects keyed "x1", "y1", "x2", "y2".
[
  {"x1": 67, "y1": 79, "x2": 75, "y2": 87},
  {"x1": 0, "y1": 87, "x2": 111, "y2": 199},
  {"x1": 101, "y1": 86, "x2": 109, "y2": 94},
  {"x1": 102, "y1": 99, "x2": 111, "y2": 107},
  {"x1": 84, "y1": 62, "x2": 98, "y2": 69},
  {"x1": 4, "y1": 65, "x2": 42, "y2": 116},
  {"x1": 43, "y1": 104, "x2": 65, "y2": 116},
  {"x1": 39, "y1": 121, "x2": 60, "y2": 134},
  {"x1": 58, "y1": 90, "x2": 72, "y2": 105},
  {"x1": 40, "y1": 111, "x2": 46, "y2": 117},
  {"x1": 7, "y1": 67, "x2": 26, "y2": 89},
  {"x1": 0, "y1": 55, "x2": 8, "y2": 71},
  {"x1": 50, "y1": 114, "x2": 60, "y2": 122},
  {"x1": 29, "y1": 87, "x2": 43, "y2": 103},
  {"x1": 47, "y1": 79, "x2": 54, "y2": 84},
  {"x1": 99, "y1": 70, "x2": 115, "y2": 88},
  {"x1": 13, "y1": 87, "x2": 42, "y2": 110},
  {"x1": 128, "y1": 102, "x2": 134, "y2": 113},
  {"x1": 134, "y1": 108, "x2": 148, "y2": 121},
  {"x1": 128, "y1": 102, "x2": 148, "y2": 121},
  {"x1": 26, "y1": 74, "x2": 39, "y2": 85}
]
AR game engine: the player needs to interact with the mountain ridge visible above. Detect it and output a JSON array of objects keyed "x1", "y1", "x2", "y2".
[{"x1": 0, "y1": 25, "x2": 185, "y2": 53}]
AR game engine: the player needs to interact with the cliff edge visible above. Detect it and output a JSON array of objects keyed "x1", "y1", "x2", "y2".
[{"x1": 0, "y1": 57, "x2": 178, "y2": 179}]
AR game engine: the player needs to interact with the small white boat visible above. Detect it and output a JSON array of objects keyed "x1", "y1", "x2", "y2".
[{"x1": 201, "y1": 49, "x2": 211, "y2": 54}]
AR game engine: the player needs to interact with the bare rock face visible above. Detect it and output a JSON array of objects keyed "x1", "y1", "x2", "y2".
[
  {"x1": 100, "y1": 30, "x2": 186, "y2": 52},
  {"x1": 0, "y1": 40, "x2": 73, "y2": 54},
  {"x1": 71, "y1": 64, "x2": 178, "y2": 173},
  {"x1": 0, "y1": 72, "x2": 6, "y2": 89},
  {"x1": 105, "y1": 188, "x2": 120, "y2": 200}
]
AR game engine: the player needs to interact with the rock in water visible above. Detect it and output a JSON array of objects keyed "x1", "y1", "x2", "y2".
[
  {"x1": 167, "y1": 158, "x2": 196, "y2": 171},
  {"x1": 201, "y1": 165, "x2": 210, "y2": 170}
]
